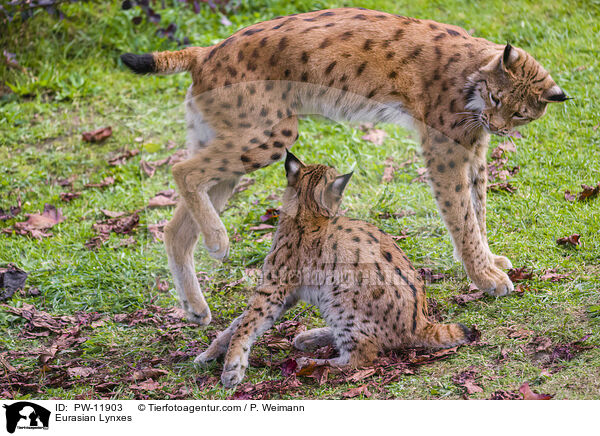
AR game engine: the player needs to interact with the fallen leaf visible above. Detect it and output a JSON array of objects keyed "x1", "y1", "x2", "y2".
[
  {"x1": 260, "y1": 208, "x2": 279, "y2": 223},
  {"x1": 412, "y1": 167, "x2": 429, "y2": 183},
  {"x1": 490, "y1": 390, "x2": 521, "y2": 400},
  {"x1": 361, "y1": 128, "x2": 387, "y2": 145},
  {"x1": 0, "y1": 199, "x2": 22, "y2": 221},
  {"x1": 508, "y1": 327, "x2": 533, "y2": 340},
  {"x1": 140, "y1": 160, "x2": 156, "y2": 177},
  {"x1": 67, "y1": 367, "x2": 97, "y2": 378},
  {"x1": 100, "y1": 209, "x2": 126, "y2": 218},
  {"x1": 488, "y1": 182, "x2": 517, "y2": 193},
  {"x1": 508, "y1": 268, "x2": 533, "y2": 282},
  {"x1": 526, "y1": 336, "x2": 553, "y2": 354},
  {"x1": 249, "y1": 223, "x2": 275, "y2": 231},
  {"x1": 418, "y1": 268, "x2": 446, "y2": 283},
  {"x1": 147, "y1": 190, "x2": 178, "y2": 208},
  {"x1": 148, "y1": 220, "x2": 168, "y2": 243},
  {"x1": 564, "y1": 190, "x2": 576, "y2": 202},
  {"x1": 56, "y1": 176, "x2": 76, "y2": 187},
  {"x1": 220, "y1": 15, "x2": 232, "y2": 26},
  {"x1": 108, "y1": 149, "x2": 139, "y2": 166},
  {"x1": 453, "y1": 289, "x2": 485, "y2": 305},
  {"x1": 82, "y1": 126, "x2": 112, "y2": 142},
  {"x1": 557, "y1": 234, "x2": 580, "y2": 247},
  {"x1": 540, "y1": 269, "x2": 571, "y2": 282},
  {"x1": 382, "y1": 156, "x2": 396, "y2": 183},
  {"x1": 7, "y1": 204, "x2": 65, "y2": 239},
  {"x1": 519, "y1": 382, "x2": 553, "y2": 400},
  {"x1": 280, "y1": 359, "x2": 298, "y2": 377},
  {"x1": 453, "y1": 369, "x2": 483, "y2": 394},
  {"x1": 0, "y1": 265, "x2": 28, "y2": 302},
  {"x1": 84, "y1": 176, "x2": 115, "y2": 189},
  {"x1": 134, "y1": 379, "x2": 160, "y2": 391},
  {"x1": 346, "y1": 368, "x2": 376, "y2": 383},
  {"x1": 577, "y1": 183, "x2": 600, "y2": 201},
  {"x1": 342, "y1": 385, "x2": 371, "y2": 398},
  {"x1": 60, "y1": 192, "x2": 81, "y2": 202},
  {"x1": 132, "y1": 368, "x2": 168, "y2": 381},
  {"x1": 155, "y1": 277, "x2": 169, "y2": 292}
]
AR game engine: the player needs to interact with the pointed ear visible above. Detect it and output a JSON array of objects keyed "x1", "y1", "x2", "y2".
[
  {"x1": 329, "y1": 172, "x2": 353, "y2": 198},
  {"x1": 501, "y1": 43, "x2": 519, "y2": 70},
  {"x1": 284, "y1": 151, "x2": 305, "y2": 185},
  {"x1": 541, "y1": 84, "x2": 569, "y2": 103}
]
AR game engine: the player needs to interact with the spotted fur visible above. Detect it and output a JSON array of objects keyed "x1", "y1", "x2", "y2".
[
  {"x1": 121, "y1": 7, "x2": 567, "y2": 324},
  {"x1": 195, "y1": 152, "x2": 477, "y2": 387}
]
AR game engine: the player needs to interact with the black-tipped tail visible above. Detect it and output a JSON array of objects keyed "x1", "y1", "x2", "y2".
[
  {"x1": 459, "y1": 323, "x2": 481, "y2": 343},
  {"x1": 120, "y1": 53, "x2": 155, "y2": 74}
]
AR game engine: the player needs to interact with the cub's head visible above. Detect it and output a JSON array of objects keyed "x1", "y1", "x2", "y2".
[
  {"x1": 465, "y1": 43, "x2": 568, "y2": 136},
  {"x1": 282, "y1": 151, "x2": 352, "y2": 218}
]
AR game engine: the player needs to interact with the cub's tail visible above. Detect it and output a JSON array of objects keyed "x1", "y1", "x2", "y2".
[
  {"x1": 120, "y1": 47, "x2": 206, "y2": 75},
  {"x1": 418, "y1": 322, "x2": 480, "y2": 349}
]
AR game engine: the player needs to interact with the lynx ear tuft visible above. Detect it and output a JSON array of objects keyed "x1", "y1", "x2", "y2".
[
  {"x1": 329, "y1": 172, "x2": 353, "y2": 197},
  {"x1": 502, "y1": 43, "x2": 519, "y2": 70},
  {"x1": 542, "y1": 85, "x2": 570, "y2": 103},
  {"x1": 284, "y1": 151, "x2": 305, "y2": 185}
]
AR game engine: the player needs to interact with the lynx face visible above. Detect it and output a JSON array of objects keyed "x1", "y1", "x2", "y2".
[{"x1": 465, "y1": 44, "x2": 568, "y2": 136}]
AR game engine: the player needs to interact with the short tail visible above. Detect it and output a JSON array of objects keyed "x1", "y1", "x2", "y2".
[
  {"x1": 418, "y1": 322, "x2": 479, "y2": 348},
  {"x1": 120, "y1": 47, "x2": 206, "y2": 75}
]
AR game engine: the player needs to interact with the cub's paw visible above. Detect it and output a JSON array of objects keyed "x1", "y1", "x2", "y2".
[
  {"x1": 221, "y1": 354, "x2": 247, "y2": 388},
  {"x1": 472, "y1": 265, "x2": 514, "y2": 297},
  {"x1": 194, "y1": 350, "x2": 218, "y2": 367},
  {"x1": 491, "y1": 254, "x2": 513, "y2": 270},
  {"x1": 203, "y1": 226, "x2": 230, "y2": 261}
]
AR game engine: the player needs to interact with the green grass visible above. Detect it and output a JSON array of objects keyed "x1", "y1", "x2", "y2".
[{"x1": 1, "y1": 0, "x2": 599, "y2": 400}]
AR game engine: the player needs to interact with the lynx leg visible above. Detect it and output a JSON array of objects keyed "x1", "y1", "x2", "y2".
[
  {"x1": 422, "y1": 134, "x2": 513, "y2": 296},
  {"x1": 195, "y1": 314, "x2": 244, "y2": 365},
  {"x1": 293, "y1": 327, "x2": 334, "y2": 351},
  {"x1": 164, "y1": 203, "x2": 211, "y2": 325},
  {"x1": 469, "y1": 155, "x2": 512, "y2": 270},
  {"x1": 221, "y1": 288, "x2": 294, "y2": 388}
]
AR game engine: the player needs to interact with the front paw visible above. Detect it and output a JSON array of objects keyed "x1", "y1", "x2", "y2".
[
  {"x1": 491, "y1": 254, "x2": 512, "y2": 269},
  {"x1": 221, "y1": 353, "x2": 248, "y2": 388},
  {"x1": 221, "y1": 368, "x2": 245, "y2": 388},
  {"x1": 194, "y1": 350, "x2": 218, "y2": 367},
  {"x1": 203, "y1": 226, "x2": 230, "y2": 261},
  {"x1": 471, "y1": 264, "x2": 514, "y2": 297}
]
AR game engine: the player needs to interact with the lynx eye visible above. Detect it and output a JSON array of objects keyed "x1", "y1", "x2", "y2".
[{"x1": 489, "y1": 92, "x2": 501, "y2": 107}]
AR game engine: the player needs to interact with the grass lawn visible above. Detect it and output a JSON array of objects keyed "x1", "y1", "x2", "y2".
[{"x1": 1, "y1": 0, "x2": 599, "y2": 400}]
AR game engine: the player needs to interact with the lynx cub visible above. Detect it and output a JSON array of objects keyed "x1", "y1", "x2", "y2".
[{"x1": 196, "y1": 152, "x2": 477, "y2": 387}]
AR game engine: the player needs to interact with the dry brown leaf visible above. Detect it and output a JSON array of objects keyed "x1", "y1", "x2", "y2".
[
  {"x1": 100, "y1": 209, "x2": 126, "y2": 218},
  {"x1": 382, "y1": 156, "x2": 396, "y2": 183},
  {"x1": 84, "y1": 176, "x2": 115, "y2": 189},
  {"x1": 60, "y1": 192, "x2": 81, "y2": 202},
  {"x1": 147, "y1": 192, "x2": 178, "y2": 208},
  {"x1": 108, "y1": 149, "x2": 139, "y2": 166},
  {"x1": 82, "y1": 126, "x2": 112, "y2": 142},
  {"x1": 140, "y1": 160, "x2": 156, "y2": 177},
  {"x1": 132, "y1": 368, "x2": 168, "y2": 381},
  {"x1": 67, "y1": 367, "x2": 97, "y2": 378},
  {"x1": 249, "y1": 223, "x2": 275, "y2": 231},
  {"x1": 557, "y1": 234, "x2": 580, "y2": 247},
  {"x1": 519, "y1": 382, "x2": 553, "y2": 400},
  {"x1": 361, "y1": 128, "x2": 387, "y2": 145},
  {"x1": 342, "y1": 385, "x2": 371, "y2": 398}
]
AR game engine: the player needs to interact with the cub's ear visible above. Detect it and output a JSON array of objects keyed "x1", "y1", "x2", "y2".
[
  {"x1": 284, "y1": 151, "x2": 306, "y2": 185},
  {"x1": 501, "y1": 43, "x2": 519, "y2": 70},
  {"x1": 328, "y1": 172, "x2": 353, "y2": 198},
  {"x1": 541, "y1": 84, "x2": 570, "y2": 103}
]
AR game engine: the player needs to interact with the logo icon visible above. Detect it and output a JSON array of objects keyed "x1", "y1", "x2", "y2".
[{"x1": 3, "y1": 402, "x2": 50, "y2": 434}]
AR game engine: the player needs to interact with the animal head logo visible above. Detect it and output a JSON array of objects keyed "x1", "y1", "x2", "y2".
[{"x1": 3, "y1": 402, "x2": 51, "y2": 434}]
